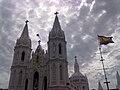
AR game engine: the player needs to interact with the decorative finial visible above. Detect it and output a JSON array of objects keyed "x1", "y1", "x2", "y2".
[
  {"x1": 38, "y1": 40, "x2": 41, "y2": 45},
  {"x1": 54, "y1": 11, "x2": 59, "y2": 16},
  {"x1": 25, "y1": 20, "x2": 29, "y2": 24}
]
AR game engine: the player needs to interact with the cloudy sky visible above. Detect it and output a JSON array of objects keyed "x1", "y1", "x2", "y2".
[{"x1": 0, "y1": 0, "x2": 120, "y2": 89}]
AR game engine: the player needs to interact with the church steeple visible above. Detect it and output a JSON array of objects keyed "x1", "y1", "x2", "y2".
[
  {"x1": 47, "y1": 12, "x2": 68, "y2": 87},
  {"x1": 74, "y1": 56, "x2": 80, "y2": 73},
  {"x1": 49, "y1": 12, "x2": 65, "y2": 39},
  {"x1": 16, "y1": 20, "x2": 31, "y2": 48},
  {"x1": 19, "y1": 20, "x2": 30, "y2": 40},
  {"x1": 52, "y1": 12, "x2": 61, "y2": 32},
  {"x1": 9, "y1": 20, "x2": 32, "y2": 90}
]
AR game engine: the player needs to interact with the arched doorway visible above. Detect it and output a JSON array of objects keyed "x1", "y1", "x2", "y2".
[
  {"x1": 42, "y1": 76, "x2": 47, "y2": 90},
  {"x1": 25, "y1": 79, "x2": 28, "y2": 90},
  {"x1": 33, "y1": 72, "x2": 39, "y2": 90}
]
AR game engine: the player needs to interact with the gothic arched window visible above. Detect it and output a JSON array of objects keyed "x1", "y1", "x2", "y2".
[
  {"x1": 33, "y1": 72, "x2": 39, "y2": 90},
  {"x1": 18, "y1": 70, "x2": 23, "y2": 84},
  {"x1": 43, "y1": 76, "x2": 47, "y2": 90},
  {"x1": 60, "y1": 65, "x2": 63, "y2": 80},
  {"x1": 59, "y1": 44, "x2": 62, "y2": 54},
  {"x1": 21, "y1": 51, "x2": 25, "y2": 61},
  {"x1": 25, "y1": 79, "x2": 28, "y2": 90},
  {"x1": 52, "y1": 63, "x2": 56, "y2": 80}
]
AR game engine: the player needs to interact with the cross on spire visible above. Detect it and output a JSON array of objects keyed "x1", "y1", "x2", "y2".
[
  {"x1": 25, "y1": 20, "x2": 29, "y2": 24},
  {"x1": 54, "y1": 11, "x2": 59, "y2": 16}
]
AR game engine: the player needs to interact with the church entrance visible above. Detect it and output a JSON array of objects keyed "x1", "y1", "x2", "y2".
[
  {"x1": 42, "y1": 76, "x2": 47, "y2": 90},
  {"x1": 33, "y1": 72, "x2": 39, "y2": 90},
  {"x1": 25, "y1": 79, "x2": 28, "y2": 90}
]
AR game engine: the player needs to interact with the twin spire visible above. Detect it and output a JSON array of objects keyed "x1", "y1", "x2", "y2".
[
  {"x1": 49, "y1": 12, "x2": 65, "y2": 39},
  {"x1": 20, "y1": 20, "x2": 30, "y2": 40},
  {"x1": 16, "y1": 20, "x2": 31, "y2": 48},
  {"x1": 17, "y1": 12, "x2": 63, "y2": 47},
  {"x1": 52, "y1": 12, "x2": 62, "y2": 32}
]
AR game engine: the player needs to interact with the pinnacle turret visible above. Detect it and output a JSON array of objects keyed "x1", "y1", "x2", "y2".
[
  {"x1": 70, "y1": 56, "x2": 84, "y2": 77},
  {"x1": 74, "y1": 56, "x2": 80, "y2": 73},
  {"x1": 35, "y1": 40, "x2": 43, "y2": 54},
  {"x1": 69, "y1": 56, "x2": 89, "y2": 90}
]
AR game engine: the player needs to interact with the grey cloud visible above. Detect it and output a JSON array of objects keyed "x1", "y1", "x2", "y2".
[
  {"x1": 0, "y1": 0, "x2": 120, "y2": 89},
  {"x1": 0, "y1": 0, "x2": 18, "y2": 88},
  {"x1": 63, "y1": 0, "x2": 120, "y2": 89},
  {"x1": 115, "y1": 55, "x2": 120, "y2": 60}
]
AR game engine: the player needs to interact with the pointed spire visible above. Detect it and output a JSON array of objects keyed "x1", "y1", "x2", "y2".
[
  {"x1": 16, "y1": 20, "x2": 31, "y2": 48},
  {"x1": 49, "y1": 12, "x2": 65, "y2": 39},
  {"x1": 35, "y1": 40, "x2": 42, "y2": 54},
  {"x1": 35, "y1": 34, "x2": 43, "y2": 54},
  {"x1": 98, "y1": 81, "x2": 103, "y2": 90},
  {"x1": 52, "y1": 11, "x2": 61, "y2": 32},
  {"x1": 116, "y1": 71, "x2": 120, "y2": 89},
  {"x1": 20, "y1": 20, "x2": 30, "y2": 39},
  {"x1": 74, "y1": 56, "x2": 80, "y2": 73}
]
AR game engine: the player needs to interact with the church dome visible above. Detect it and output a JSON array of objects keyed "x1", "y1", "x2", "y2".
[{"x1": 69, "y1": 56, "x2": 87, "y2": 81}]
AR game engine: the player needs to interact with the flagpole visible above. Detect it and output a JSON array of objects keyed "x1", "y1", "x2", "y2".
[{"x1": 98, "y1": 44, "x2": 110, "y2": 90}]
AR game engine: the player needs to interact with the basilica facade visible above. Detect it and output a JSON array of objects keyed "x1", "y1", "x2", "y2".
[{"x1": 8, "y1": 13, "x2": 89, "y2": 90}]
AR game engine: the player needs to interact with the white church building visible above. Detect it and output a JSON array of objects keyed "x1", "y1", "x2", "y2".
[{"x1": 8, "y1": 13, "x2": 89, "y2": 90}]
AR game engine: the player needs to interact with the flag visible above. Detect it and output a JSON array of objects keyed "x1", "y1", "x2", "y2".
[{"x1": 98, "y1": 35, "x2": 114, "y2": 45}]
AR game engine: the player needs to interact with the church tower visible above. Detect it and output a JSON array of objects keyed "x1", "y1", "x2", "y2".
[
  {"x1": 8, "y1": 21, "x2": 31, "y2": 90},
  {"x1": 47, "y1": 12, "x2": 69, "y2": 90}
]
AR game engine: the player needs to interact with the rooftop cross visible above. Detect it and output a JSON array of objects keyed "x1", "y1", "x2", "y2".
[
  {"x1": 25, "y1": 20, "x2": 29, "y2": 24},
  {"x1": 54, "y1": 11, "x2": 59, "y2": 16}
]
